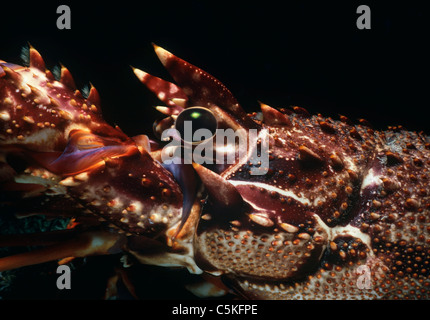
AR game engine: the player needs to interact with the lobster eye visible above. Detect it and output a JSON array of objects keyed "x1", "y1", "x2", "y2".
[{"x1": 175, "y1": 107, "x2": 217, "y2": 144}]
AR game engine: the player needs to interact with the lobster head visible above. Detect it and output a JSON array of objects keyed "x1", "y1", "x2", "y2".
[
  {"x1": 137, "y1": 45, "x2": 382, "y2": 299},
  {"x1": 0, "y1": 47, "x2": 185, "y2": 241}
]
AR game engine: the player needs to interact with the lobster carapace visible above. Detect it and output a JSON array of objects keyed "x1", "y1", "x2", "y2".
[{"x1": 1, "y1": 45, "x2": 429, "y2": 299}]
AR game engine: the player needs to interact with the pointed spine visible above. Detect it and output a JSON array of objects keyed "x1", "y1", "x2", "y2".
[
  {"x1": 298, "y1": 146, "x2": 323, "y2": 164},
  {"x1": 259, "y1": 102, "x2": 292, "y2": 127},
  {"x1": 60, "y1": 64, "x2": 77, "y2": 89},
  {"x1": 29, "y1": 46, "x2": 46, "y2": 71},
  {"x1": 27, "y1": 84, "x2": 51, "y2": 105},
  {"x1": 87, "y1": 83, "x2": 101, "y2": 107},
  {"x1": 132, "y1": 66, "x2": 186, "y2": 115},
  {"x1": 293, "y1": 106, "x2": 311, "y2": 117},
  {"x1": 192, "y1": 163, "x2": 243, "y2": 209}
]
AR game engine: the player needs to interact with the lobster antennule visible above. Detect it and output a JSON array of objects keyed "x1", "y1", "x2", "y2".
[{"x1": 162, "y1": 162, "x2": 198, "y2": 238}]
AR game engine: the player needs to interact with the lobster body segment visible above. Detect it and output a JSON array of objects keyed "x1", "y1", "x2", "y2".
[
  {"x1": 193, "y1": 107, "x2": 430, "y2": 299},
  {"x1": 1, "y1": 45, "x2": 430, "y2": 300}
]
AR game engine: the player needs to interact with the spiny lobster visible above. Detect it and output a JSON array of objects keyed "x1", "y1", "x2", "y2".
[{"x1": 0, "y1": 44, "x2": 429, "y2": 299}]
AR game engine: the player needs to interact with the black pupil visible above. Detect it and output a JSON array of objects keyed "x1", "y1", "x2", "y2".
[{"x1": 175, "y1": 108, "x2": 217, "y2": 143}]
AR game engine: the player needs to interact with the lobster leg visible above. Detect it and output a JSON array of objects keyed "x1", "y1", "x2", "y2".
[
  {"x1": 0, "y1": 230, "x2": 126, "y2": 271},
  {"x1": 104, "y1": 266, "x2": 139, "y2": 300}
]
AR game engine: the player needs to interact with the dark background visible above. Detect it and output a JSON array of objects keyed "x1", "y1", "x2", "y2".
[
  {"x1": 0, "y1": 0, "x2": 428, "y2": 302},
  {"x1": 0, "y1": 1, "x2": 428, "y2": 135}
]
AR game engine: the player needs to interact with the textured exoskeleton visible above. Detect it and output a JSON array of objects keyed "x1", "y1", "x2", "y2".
[{"x1": 1, "y1": 45, "x2": 430, "y2": 299}]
